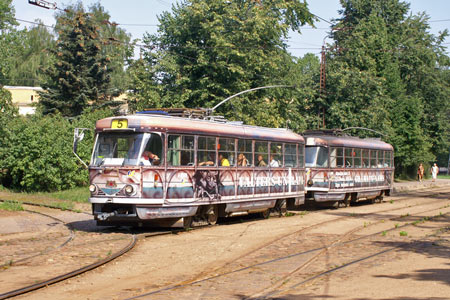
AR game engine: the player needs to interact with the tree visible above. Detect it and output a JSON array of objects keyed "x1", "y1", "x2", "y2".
[
  {"x1": 6, "y1": 23, "x2": 55, "y2": 86},
  {"x1": 0, "y1": 0, "x2": 19, "y2": 86},
  {"x1": 129, "y1": 0, "x2": 315, "y2": 127},
  {"x1": 324, "y1": 0, "x2": 449, "y2": 175},
  {"x1": 38, "y1": 3, "x2": 115, "y2": 116},
  {"x1": 88, "y1": 2, "x2": 134, "y2": 92}
]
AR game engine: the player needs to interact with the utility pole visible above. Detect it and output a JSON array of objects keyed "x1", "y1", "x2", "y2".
[{"x1": 319, "y1": 45, "x2": 327, "y2": 128}]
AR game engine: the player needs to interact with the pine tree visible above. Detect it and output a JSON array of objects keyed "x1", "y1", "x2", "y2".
[{"x1": 39, "y1": 9, "x2": 113, "y2": 117}]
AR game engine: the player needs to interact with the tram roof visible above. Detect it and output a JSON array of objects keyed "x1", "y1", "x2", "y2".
[
  {"x1": 96, "y1": 114, "x2": 304, "y2": 143},
  {"x1": 304, "y1": 135, "x2": 393, "y2": 151}
]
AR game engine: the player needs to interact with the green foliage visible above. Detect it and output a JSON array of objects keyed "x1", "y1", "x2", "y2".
[
  {"x1": 325, "y1": 0, "x2": 450, "y2": 176},
  {"x1": 39, "y1": 4, "x2": 117, "y2": 117},
  {"x1": 128, "y1": 0, "x2": 315, "y2": 129},
  {"x1": 0, "y1": 109, "x2": 113, "y2": 192},
  {"x1": 0, "y1": 0, "x2": 19, "y2": 84},
  {"x1": 87, "y1": 2, "x2": 134, "y2": 92},
  {"x1": 6, "y1": 23, "x2": 55, "y2": 86}
]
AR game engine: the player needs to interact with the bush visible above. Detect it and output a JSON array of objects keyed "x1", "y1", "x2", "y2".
[{"x1": 0, "y1": 109, "x2": 113, "y2": 192}]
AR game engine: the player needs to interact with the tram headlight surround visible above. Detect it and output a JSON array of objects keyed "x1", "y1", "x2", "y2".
[
  {"x1": 125, "y1": 184, "x2": 134, "y2": 196},
  {"x1": 307, "y1": 179, "x2": 313, "y2": 187},
  {"x1": 89, "y1": 184, "x2": 97, "y2": 194}
]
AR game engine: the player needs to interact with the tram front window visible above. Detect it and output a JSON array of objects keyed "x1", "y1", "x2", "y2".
[
  {"x1": 305, "y1": 146, "x2": 329, "y2": 168},
  {"x1": 92, "y1": 132, "x2": 163, "y2": 167}
]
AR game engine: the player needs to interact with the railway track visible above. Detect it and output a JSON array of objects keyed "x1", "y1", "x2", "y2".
[
  {"x1": 0, "y1": 208, "x2": 75, "y2": 269},
  {"x1": 0, "y1": 203, "x2": 135, "y2": 300},
  {"x1": 123, "y1": 188, "x2": 449, "y2": 299},
  {"x1": 0, "y1": 187, "x2": 448, "y2": 299}
]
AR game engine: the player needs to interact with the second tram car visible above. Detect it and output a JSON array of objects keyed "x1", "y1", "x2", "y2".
[
  {"x1": 84, "y1": 109, "x2": 306, "y2": 227},
  {"x1": 304, "y1": 130, "x2": 394, "y2": 206}
]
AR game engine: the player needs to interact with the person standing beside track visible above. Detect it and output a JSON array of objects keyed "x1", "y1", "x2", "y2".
[
  {"x1": 417, "y1": 163, "x2": 424, "y2": 182},
  {"x1": 431, "y1": 163, "x2": 439, "y2": 182}
]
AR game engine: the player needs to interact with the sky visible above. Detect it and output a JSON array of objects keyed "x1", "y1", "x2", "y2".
[{"x1": 11, "y1": 0, "x2": 450, "y2": 58}]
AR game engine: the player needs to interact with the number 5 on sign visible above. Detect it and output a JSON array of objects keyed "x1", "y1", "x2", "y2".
[{"x1": 111, "y1": 119, "x2": 128, "y2": 129}]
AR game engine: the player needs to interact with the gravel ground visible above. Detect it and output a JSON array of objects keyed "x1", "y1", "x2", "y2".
[{"x1": 0, "y1": 182, "x2": 449, "y2": 300}]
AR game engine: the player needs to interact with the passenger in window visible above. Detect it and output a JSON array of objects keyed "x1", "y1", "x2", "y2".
[
  {"x1": 256, "y1": 154, "x2": 267, "y2": 167},
  {"x1": 237, "y1": 153, "x2": 248, "y2": 166},
  {"x1": 141, "y1": 151, "x2": 160, "y2": 166},
  {"x1": 270, "y1": 155, "x2": 280, "y2": 167},
  {"x1": 199, "y1": 154, "x2": 215, "y2": 166},
  {"x1": 219, "y1": 153, "x2": 230, "y2": 166}
]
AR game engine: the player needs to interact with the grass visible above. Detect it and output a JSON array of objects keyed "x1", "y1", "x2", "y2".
[
  {"x1": 399, "y1": 231, "x2": 408, "y2": 236},
  {"x1": 0, "y1": 185, "x2": 90, "y2": 212},
  {"x1": 437, "y1": 174, "x2": 450, "y2": 180},
  {"x1": 0, "y1": 200, "x2": 24, "y2": 211},
  {"x1": 36, "y1": 186, "x2": 90, "y2": 203}
]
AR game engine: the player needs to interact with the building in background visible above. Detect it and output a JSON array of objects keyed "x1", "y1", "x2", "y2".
[
  {"x1": 3, "y1": 86, "x2": 41, "y2": 115},
  {"x1": 4, "y1": 86, "x2": 129, "y2": 115}
]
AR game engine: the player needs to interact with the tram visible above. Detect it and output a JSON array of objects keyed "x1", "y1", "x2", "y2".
[
  {"x1": 303, "y1": 130, "x2": 394, "y2": 206},
  {"x1": 78, "y1": 109, "x2": 306, "y2": 227}
]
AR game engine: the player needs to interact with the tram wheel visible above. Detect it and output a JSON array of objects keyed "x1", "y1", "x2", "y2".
[
  {"x1": 183, "y1": 217, "x2": 193, "y2": 229},
  {"x1": 272, "y1": 199, "x2": 287, "y2": 217},
  {"x1": 207, "y1": 205, "x2": 219, "y2": 225},
  {"x1": 260, "y1": 209, "x2": 270, "y2": 219}
]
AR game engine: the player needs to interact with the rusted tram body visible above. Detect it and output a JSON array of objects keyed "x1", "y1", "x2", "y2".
[
  {"x1": 88, "y1": 112, "x2": 305, "y2": 226},
  {"x1": 304, "y1": 131, "x2": 394, "y2": 206}
]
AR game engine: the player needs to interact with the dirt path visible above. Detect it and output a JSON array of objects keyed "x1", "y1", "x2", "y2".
[{"x1": 3, "y1": 187, "x2": 449, "y2": 300}]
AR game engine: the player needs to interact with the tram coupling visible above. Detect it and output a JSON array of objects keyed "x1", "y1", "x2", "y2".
[{"x1": 97, "y1": 211, "x2": 117, "y2": 221}]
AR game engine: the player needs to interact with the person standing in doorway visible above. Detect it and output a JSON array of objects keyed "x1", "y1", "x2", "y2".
[{"x1": 431, "y1": 163, "x2": 439, "y2": 182}]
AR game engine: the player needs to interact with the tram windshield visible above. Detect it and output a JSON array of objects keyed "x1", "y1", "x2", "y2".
[
  {"x1": 92, "y1": 132, "x2": 163, "y2": 167},
  {"x1": 305, "y1": 146, "x2": 329, "y2": 168}
]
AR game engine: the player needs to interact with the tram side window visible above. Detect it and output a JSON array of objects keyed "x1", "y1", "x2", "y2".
[
  {"x1": 376, "y1": 150, "x2": 383, "y2": 167},
  {"x1": 284, "y1": 143, "x2": 297, "y2": 167},
  {"x1": 167, "y1": 135, "x2": 194, "y2": 166},
  {"x1": 354, "y1": 148, "x2": 362, "y2": 168},
  {"x1": 345, "y1": 148, "x2": 353, "y2": 168},
  {"x1": 218, "y1": 138, "x2": 235, "y2": 166},
  {"x1": 141, "y1": 133, "x2": 164, "y2": 166},
  {"x1": 330, "y1": 147, "x2": 344, "y2": 168},
  {"x1": 270, "y1": 142, "x2": 282, "y2": 167},
  {"x1": 197, "y1": 136, "x2": 216, "y2": 166},
  {"x1": 255, "y1": 141, "x2": 268, "y2": 167},
  {"x1": 298, "y1": 144, "x2": 304, "y2": 168},
  {"x1": 362, "y1": 149, "x2": 369, "y2": 168},
  {"x1": 384, "y1": 151, "x2": 392, "y2": 167},
  {"x1": 238, "y1": 139, "x2": 253, "y2": 167},
  {"x1": 370, "y1": 150, "x2": 377, "y2": 168}
]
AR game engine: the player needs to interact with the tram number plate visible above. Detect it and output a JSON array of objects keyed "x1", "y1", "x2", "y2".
[{"x1": 111, "y1": 119, "x2": 128, "y2": 129}]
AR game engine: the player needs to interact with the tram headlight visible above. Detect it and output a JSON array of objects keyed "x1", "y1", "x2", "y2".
[
  {"x1": 125, "y1": 184, "x2": 134, "y2": 196},
  {"x1": 89, "y1": 184, "x2": 97, "y2": 194},
  {"x1": 307, "y1": 179, "x2": 313, "y2": 187}
]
